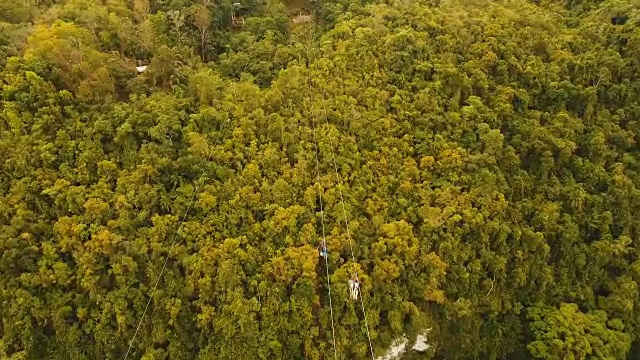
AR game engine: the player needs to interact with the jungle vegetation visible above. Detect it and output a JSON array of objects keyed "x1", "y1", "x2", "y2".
[{"x1": 1, "y1": 0, "x2": 640, "y2": 358}]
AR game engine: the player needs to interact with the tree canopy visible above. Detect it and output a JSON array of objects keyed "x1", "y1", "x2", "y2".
[{"x1": 1, "y1": 0, "x2": 640, "y2": 359}]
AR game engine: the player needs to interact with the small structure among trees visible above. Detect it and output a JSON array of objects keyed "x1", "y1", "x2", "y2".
[
  {"x1": 232, "y1": 3, "x2": 245, "y2": 27},
  {"x1": 292, "y1": 13, "x2": 313, "y2": 25},
  {"x1": 232, "y1": 12, "x2": 245, "y2": 26}
]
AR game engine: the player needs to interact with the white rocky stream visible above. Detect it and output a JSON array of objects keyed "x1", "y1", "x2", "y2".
[{"x1": 376, "y1": 328, "x2": 433, "y2": 360}]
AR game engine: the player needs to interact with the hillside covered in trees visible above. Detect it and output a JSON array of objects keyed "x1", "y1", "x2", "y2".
[{"x1": 1, "y1": 0, "x2": 640, "y2": 358}]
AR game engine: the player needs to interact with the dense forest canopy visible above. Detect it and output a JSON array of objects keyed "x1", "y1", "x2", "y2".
[{"x1": 1, "y1": 0, "x2": 640, "y2": 358}]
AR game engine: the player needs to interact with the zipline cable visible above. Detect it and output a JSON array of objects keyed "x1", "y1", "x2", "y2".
[
  {"x1": 307, "y1": 37, "x2": 376, "y2": 360},
  {"x1": 320, "y1": 89, "x2": 376, "y2": 360},
  {"x1": 124, "y1": 189, "x2": 197, "y2": 360},
  {"x1": 305, "y1": 29, "x2": 338, "y2": 360},
  {"x1": 124, "y1": 126, "x2": 227, "y2": 360}
]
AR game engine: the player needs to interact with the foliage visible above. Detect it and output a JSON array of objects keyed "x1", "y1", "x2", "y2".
[
  {"x1": 527, "y1": 303, "x2": 631, "y2": 359},
  {"x1": 1, "y1": 0, "x2": 640, "y2": 359}
]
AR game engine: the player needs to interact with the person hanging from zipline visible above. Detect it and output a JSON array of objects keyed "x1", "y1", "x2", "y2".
[
  {"x1": 348, "y1": 277, "x2": 360, "y2": 300},
  {"x1": 317, "y1": 241, "x2": 328, "y2": 258}
]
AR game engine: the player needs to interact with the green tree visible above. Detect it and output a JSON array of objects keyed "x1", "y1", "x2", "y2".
[{"x1": 527, "y1": 303, "x2": 631, "y2": 359}]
